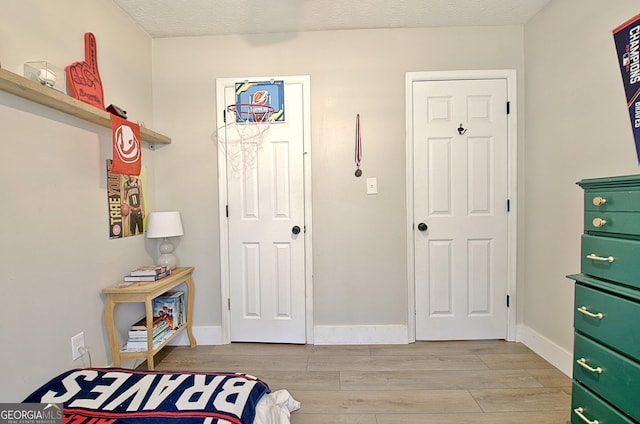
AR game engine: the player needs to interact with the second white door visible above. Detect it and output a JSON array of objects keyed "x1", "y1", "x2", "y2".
[{"x1": 413, "y1": 78, "x2": 509, "y2": 340}]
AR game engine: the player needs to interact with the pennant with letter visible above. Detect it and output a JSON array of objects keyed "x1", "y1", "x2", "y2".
[
  {"x1": 110, "y1": 114, "x2": 141, "y2": 176},
  {"x1": 613, "y1": 13, "x2": 640, "y2": 162}
]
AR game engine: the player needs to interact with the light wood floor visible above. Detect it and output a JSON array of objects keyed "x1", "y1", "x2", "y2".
[{"x1": 152, "y1": 340, "x2": 572, "y2": 423}]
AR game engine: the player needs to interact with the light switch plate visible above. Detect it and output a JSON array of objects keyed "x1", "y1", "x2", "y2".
[{"x1": 367, "y1": 177, "x2": 378, "y2": 194}]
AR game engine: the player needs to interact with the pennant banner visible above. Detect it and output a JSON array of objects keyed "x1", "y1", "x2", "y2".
[
  {"x1": 110, "y1": 114, "x2": 141, "y2": 176},
  {"x1": 613, "y1": 13, "x2": 640, "y2": 162}
]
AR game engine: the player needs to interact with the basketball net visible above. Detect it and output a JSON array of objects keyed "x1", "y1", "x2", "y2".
[{"x1": 215, "y1": 104, "x2": 275, "y2": 178}]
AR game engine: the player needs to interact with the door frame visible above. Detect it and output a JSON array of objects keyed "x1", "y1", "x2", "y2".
[
  {"x1": 216, "y1": 75, "x2": 314, "y2": 344},
  {"x1": 405, "y1": 70, "x2": 518, "y2": 342}
]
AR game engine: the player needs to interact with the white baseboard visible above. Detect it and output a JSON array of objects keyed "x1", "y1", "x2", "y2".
[
  {"x1": 313, "y1": 325, "x2": 409, "y2": 345},
  {"x1": 168, "y1": 326, "x2": 222, "y2": 346},
  {"x1": 517, "y1": 324, "x2": 573, "y2": 376},
  {"x1": 169, "y1": 325, "x2": 410, "y2": 346},
  {"x1": 173, "y1": 324, "x2": 573, "y2": 371}
]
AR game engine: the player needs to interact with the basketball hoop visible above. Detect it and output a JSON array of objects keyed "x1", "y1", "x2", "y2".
[
  {"x1": 227, "y1": 103, "x2": 275, "y2": 123},
  {"x1": 214, "y1": 103, "x2": 275, "y2": 178}
]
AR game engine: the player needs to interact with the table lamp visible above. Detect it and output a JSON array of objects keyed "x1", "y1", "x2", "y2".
[{"x1": 146, "y1": 211, "x2": 184, "y2": 269}]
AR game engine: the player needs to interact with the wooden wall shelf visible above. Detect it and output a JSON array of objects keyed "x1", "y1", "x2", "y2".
[{"x1": 0, "y1": 68, "x2": 171, "y2": 145}]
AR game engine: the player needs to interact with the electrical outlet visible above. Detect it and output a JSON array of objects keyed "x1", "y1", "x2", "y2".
[{"x1": 71, "y1": 332, "x2": 85, "y2": 360}]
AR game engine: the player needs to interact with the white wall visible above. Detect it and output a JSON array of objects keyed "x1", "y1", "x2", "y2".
[
  {"x1": 151, "y1": 27, "x2": 526, "y2": 338},
  {"x1": 0, "y1": 0, "x2": 158, "y2": 401},
  {"x1": 5, "y1": 0, "x2": 636, "y2": 403},
  {"x1": 522, "y1": 0, "x2": 640, "y2": 370}
]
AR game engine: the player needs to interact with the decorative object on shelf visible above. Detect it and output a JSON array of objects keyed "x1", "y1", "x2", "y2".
[
  {"x1": 110, "y1": 114, "x2": 141, "y2": 176},
  {"x1": 106, "y1": 104, "x2": 127, "y2": 119},
  {"x1": 355, "y1": 113, "x2": 362, "y2": 177},
  {"x1": 66, "y1": 32, "x2": 104, "y2": 110},
  {"x1": 24, "y1": 61, "x2": 66, "y2": 93},
  {"x1": 146, "y1": 211, "x2": 184, "y2": 269}
]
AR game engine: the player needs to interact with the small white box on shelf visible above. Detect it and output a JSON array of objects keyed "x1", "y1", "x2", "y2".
[{"x1": 24, "y1": 61, "x2": 66, "y2": 93}]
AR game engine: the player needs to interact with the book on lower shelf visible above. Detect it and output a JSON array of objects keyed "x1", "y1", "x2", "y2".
[
  {"x1": 128, "y1": 319, "x2": 169, "y2": 339},
  {"x1": 121, "y1": 317, "x2": 173, "y2": 353},
  {"x1": 130, "y1": 316, "x2": 163, "y2": 331},
  {"x1": 121, "y1": 291, "x2": 186, "y2": 353},
  {"x1": 121, "y1": 329, "x2": 174, "y2": 352},
  {"x1": 123, "y1": 268, "x2": 171, "y2": 282},
  {"x1": 153, "y1": 291, "x2": 185, "y2": 330}
]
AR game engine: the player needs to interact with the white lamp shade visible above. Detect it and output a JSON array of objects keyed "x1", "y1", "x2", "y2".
[{"x1": 146, "y1": 211, "x2": 184, "y2": 238}]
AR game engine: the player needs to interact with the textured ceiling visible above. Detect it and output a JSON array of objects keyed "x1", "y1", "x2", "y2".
[{"x1": 110, "y1": 0, "x2": 552, "y2": 38}]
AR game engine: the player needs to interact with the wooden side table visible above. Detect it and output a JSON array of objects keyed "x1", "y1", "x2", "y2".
[{"x1": 102, "y1": 266, "x2": 197, "y2": 369}]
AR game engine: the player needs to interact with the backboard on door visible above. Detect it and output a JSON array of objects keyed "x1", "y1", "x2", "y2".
[{"x1": 213, "y1": 80, "x2": 284, "y2": 177}]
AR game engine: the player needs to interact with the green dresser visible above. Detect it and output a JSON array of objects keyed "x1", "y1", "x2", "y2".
[{"x1": 568, "y1": 174, "x2": 640, "y2": 424}]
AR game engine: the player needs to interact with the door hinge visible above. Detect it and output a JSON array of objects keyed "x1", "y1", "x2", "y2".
[
  {"x1": 227, "y1": 298, "x2": 231, "y2": 310},
  {"x1": 506, "y1": 101, "x2": 510, "y2": 115},
  {"x1": 506, "y1": 295, "x2": 510, "y2": 308},
  {"x1": 507, "y1": 199, "x2": 511, "y2": 212},
  {"x1": 226, "y1": 205, "x2": 229, "y2": 218},
  {"x1": 223, "y1": 109, "x2": 227, "y2": 124}
]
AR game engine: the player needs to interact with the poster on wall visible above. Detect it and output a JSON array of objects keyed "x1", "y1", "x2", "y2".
[
  {"x1": 235, "y1": 80, "x2": 285, "y2": 121},
  {"x1": 613, "y1": 13, "x2": 640, "y2": 162},
  {"x1": 106, "y1": 159, "x2": 147, "y2": 239}
]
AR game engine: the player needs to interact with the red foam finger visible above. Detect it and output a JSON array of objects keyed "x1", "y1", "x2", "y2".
[
  {"x1": 66, "y1": 32, "x2": 105, "y2": 109},
  {"x1": 84, "y1": 32, "x2": 99, "y2": 76}
]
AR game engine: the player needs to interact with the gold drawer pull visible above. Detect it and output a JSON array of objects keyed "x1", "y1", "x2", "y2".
[
  {"x1": 591, "y1": 217, "x2": 607, "y2": 228},
  {"x1": 574, "y1": 407, "x2": 600, "y2": 424},
  {"x1": 586, "y1": 254, "x2": 614, "y2": 263},
  {"x1": 592, "y1": 196, "x2": 607, "y2": 206},
  {"x1": 577, "y1": 358, "x2": 603, "y2": 374},
  {"x1": 577, "y1": 306, "x2": 604, "y2": 319}
]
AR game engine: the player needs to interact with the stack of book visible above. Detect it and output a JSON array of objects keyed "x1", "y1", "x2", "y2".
[
  {"x1": 123, "y1": 265, "x2": 171, "y2": 283},
  {"x1": 121, "y1": 316, "x2": 171, "y2": 352}
]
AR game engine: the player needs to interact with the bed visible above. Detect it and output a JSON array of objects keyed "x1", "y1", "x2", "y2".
[{"x1": 23, "y1": 368, "x2": 300, "y2": 424}]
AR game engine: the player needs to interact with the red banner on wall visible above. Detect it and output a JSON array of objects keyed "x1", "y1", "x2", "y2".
[{"x1": 110, "y1": 114, "x2": 141, "y2": 176}]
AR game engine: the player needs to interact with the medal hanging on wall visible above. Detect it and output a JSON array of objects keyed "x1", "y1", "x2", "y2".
[{"x1": 355, "y1": 114, "x2": 362, "y2": 177}]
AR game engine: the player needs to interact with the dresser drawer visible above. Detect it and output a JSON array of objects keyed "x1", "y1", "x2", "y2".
[
  {"x1": 581, "y1": 234, "x2": 640, "y2": 288},
  {"x1": 575, "y1": 283, "x2": 640, "y2": 359},
  {"x1": 571, "y1": 381, "x2": 635, "y2": 424},
  {"x1": 584, "y1": 188, "x2": 640, "y2": 212},
  {"x1": 584, "y1": 210, "x2": 640, "y2": 235},
  {"x1": 573, "y1": 332, "x2": 640, "y2": 421}
]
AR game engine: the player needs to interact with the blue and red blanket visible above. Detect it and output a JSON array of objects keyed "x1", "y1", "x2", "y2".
[{"x1": 23, "y1": 368, "x2": 270, "y2": 424}]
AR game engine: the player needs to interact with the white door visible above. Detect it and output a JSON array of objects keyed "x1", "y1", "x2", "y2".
[
  {"x1": 413, "y1": 78, "x2": 509, "y2": 340},
  {"x1": 217, "y1": 77, "x2": 309, "y2": 343}
]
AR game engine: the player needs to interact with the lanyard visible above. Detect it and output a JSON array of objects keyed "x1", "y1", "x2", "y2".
[{"x1": 355, "y1": 114, "x2": 362, "y2": 177}]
